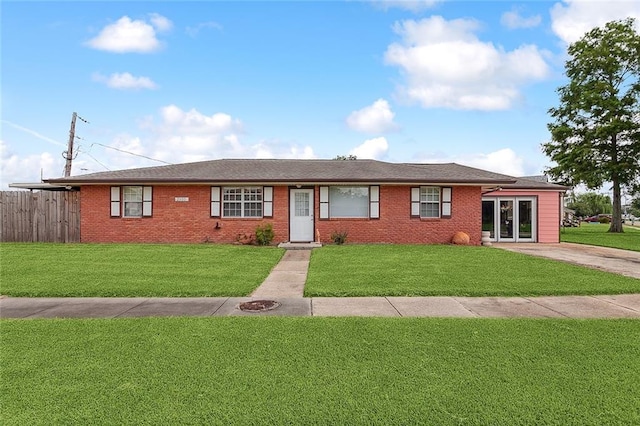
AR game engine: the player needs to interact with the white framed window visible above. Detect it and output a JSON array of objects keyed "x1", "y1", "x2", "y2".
[
  {"x1": 420, "y1": 187, "x2": 440, "y2": 218},
  {"x1": 319, "y1": 185, "x2": 379, "y2": 219},
  {"x1": 329, "y1": 186, "x2": 369, "y2": 218},
  {"x1": 222, "y1": 187, "x2": 263, "y2": 218},
  {"x1": 411, "y1": 186, "x2": 452, "y2": 219},
  {"x1": 111, "y1": 186, "x2": 152, "y2": 218},
  {"x1": 123, "y1": 186, "x2": 143, "y2": 217}
]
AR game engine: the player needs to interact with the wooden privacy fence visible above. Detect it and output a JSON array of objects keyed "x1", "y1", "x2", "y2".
[{"x1": 0, "y1": 191, "x2": 80, "y2": 242}]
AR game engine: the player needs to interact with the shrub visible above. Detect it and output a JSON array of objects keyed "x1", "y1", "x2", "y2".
[
  {"x1": 599, "y1": 216, "x2": 611, "y2": 224},
  {"x1": 255, "y1": 223, "x2": 275, "y2": 246},
  {"x1": 330, "y1": 230, "x2": 348, "y2": 245},
  {"x1": 235, "y1": 233, "x2": 254, "y2": 245}
]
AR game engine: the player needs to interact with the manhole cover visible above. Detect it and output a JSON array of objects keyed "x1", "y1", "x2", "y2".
[{"x1": 238, "y1": 300, "x2": 280, "y2": 312}]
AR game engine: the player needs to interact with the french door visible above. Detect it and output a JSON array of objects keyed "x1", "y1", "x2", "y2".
[{"x1": 482, "y1": 197, "x2": 536, "y2": 242}]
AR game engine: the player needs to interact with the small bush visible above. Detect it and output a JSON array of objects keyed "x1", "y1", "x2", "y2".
[
  {"x1": 330, "y1": 230, "x2": 348, "y2": 245},
  {"x1": 599, "y1": 216, "x2": 611, "y2": 224},
  {"x1": 255, "y1": 223, "x2": 275, "y2": 246},
  {"x1": 235, "y1": 233, "x2": 254, "y2": 245}
]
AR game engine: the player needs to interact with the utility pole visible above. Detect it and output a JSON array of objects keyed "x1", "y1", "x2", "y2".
[{"x1": 63, "y1": 112, "x2": 88, "y2": 177}]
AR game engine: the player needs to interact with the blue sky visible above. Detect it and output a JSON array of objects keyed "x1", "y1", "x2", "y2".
[{"x1": 2, "y1": 0, "x2": 640, "y2": 189}]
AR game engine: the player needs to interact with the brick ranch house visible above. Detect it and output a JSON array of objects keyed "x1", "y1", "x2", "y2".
[{"x1": 46, "y1": 159, "x2": 568, "y2": 245}]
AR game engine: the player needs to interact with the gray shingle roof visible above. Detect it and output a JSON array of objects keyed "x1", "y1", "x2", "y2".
[
  {"x1": 46, "y1": 159, "x2": 521, "y2": 185},
  {"x1": 501, "y1": 176, "x2": 569, "y2": 190}
]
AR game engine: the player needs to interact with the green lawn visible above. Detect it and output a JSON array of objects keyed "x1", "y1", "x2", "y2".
[
  {"x1": 2, "y1": 317, "x2": 638, "y2": 425},
  {"x1": 0, "y1": 243, "x2": 284, "y2": 297},
  {"x1": 561, "y1": 223, "x2": 640, "y2": 251},
  {"x1": 305, "y1": 245, "x2": 640, "y2": 297}
]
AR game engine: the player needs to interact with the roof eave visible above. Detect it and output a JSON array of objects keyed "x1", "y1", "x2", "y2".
[
  {"x1": 9, "y1": 182, "x2": 79, "y2": 191},
  {"x1": 46, "y1": 178, "x2": 517, "y2": 186}
]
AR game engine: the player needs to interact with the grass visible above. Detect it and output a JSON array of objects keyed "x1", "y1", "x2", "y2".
[
  {"x1": 305, "y1": 245, "x2": 640, "y2": 297},
  {"x1": 2, "y1": 317, "x2": 639, "y2": 425},
  {"x1": 561, "y1": 223, "x2": 640, "y2": 251},
  {"x1": 0, "y1": 243, "x2": 284, "y2": 297}
]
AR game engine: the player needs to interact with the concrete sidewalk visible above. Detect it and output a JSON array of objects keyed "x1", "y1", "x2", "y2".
[{"x1": 2, "y1": 294, "x2": 639, "y2": 319}]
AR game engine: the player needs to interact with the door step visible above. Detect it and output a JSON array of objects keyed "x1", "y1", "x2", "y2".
[{"x1": 277, "y1": 242, "x2": 322, "y2": 250}]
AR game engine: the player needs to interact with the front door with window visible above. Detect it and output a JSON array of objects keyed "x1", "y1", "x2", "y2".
[
  {"x1": 290, "y1": 189, "x2": 314, "y2": 242},
  {"x1": 482, "y1": 197, "x2": 536, "y2": 242}
]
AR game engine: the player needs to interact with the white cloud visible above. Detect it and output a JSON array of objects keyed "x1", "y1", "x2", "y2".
[
  {"x1": 92, "y1": 72, "x2": 158, "y2": 90},
  {"x1": 0, "y1": 140, "x2": 59, "y2": 189},
  {"x1": 91, "y1": 105, "x2": 315, "y2": 169},
  {"x1": 384, "y1": 16, "x2": 551, "y2": 110},
  {"x1": 501, "y1": 9, "x2": 542, "y2": 29},
  {"x1": 346, "y1": 99, "x2": 397, "y2": 134},
  {"x1": 251, "y1": 142, "x2": 316, "y2": 160},
  {"x1": 372, "y1": 0, "x2": 440, "y2": 13},
  {"x1": 349, "y1": 137, "x2": 389, "y2": 160},
  {"x1": 186, "y1": 21, "x2": 223, "y2": 37},
  {"x1": 148, "y1": 105, "x2": 245, "y2": 161},
  {"x1": 85, "y1": 14, "x2": 172, "y2": 53},
  {"x1": 550, "y1": 0, "x2": 640, "y2": 45},
  {"x1": 149, "y1": 13, "x2": 173, "y2": 32},
  {"x1": 417, "y1": 148, "x2": 526, "y2": 176}
]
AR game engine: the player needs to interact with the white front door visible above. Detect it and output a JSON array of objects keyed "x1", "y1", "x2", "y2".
[{"x1": 290, "y1": 188, "x2": 314, "y2": 242}]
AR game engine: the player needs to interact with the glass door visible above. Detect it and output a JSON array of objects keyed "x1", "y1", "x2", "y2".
[
  {"x1": 499, "y1": 199, "x2": 515, "y2": 241},
  {"x1": 516, "y1": 199, "x2": 535, "y2": 242},
  {"x1": 482, "y1": 197, "x2": 537, "y2": 242},
  {"x1": 482, "y1": 200, "x2": 496, "y2": 239}
]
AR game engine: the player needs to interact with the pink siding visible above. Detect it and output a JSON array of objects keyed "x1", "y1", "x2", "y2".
[{"x1": 484, "y1": 189, "x2": 563, "y2": 243}]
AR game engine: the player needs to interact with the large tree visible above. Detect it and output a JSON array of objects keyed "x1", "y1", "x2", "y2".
[{"x1": 544, "y1": 18, "x2": 640, "y2": 233}]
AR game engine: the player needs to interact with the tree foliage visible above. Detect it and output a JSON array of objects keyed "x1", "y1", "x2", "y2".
[
  {"x1": 566, "y1": 192, "x2": 612, "y2": 217},
  {"x1": 630, "y1": 196, "x2": 640, "y2": 217},
  {"x1": 543, "y1": 18, "x2": 640, "y2": 232}
]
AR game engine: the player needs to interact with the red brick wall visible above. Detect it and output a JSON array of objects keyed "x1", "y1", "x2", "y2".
[
  {"x1": 80, "y1": 185, "x2": 482, "y2": 244},
  {"x1": 81, "y1": 186, "x2": 289, "y2": 244},
  {"x1": 315, "y1": 185, "x2": 482, "y2": 245}
]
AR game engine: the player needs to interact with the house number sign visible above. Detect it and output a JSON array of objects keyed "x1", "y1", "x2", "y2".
[{"x1": 174, "y1": 197, "x2": 189, "y2": 202}]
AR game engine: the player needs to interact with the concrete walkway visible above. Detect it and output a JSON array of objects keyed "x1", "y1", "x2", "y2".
[
  {"x1": 2, "y1": 294, "x2": 639, "y2": 318},
  {"x1": 250, "y1": 250, "x2": 309, "y2": 298}
]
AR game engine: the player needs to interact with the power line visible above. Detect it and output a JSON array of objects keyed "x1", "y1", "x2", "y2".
[
  {"x1": 77, "y1": 147, "x2": 111, "y2": 171},
  {"x1": 89, "y1": 141, "x2": 173, "y2": 165}
]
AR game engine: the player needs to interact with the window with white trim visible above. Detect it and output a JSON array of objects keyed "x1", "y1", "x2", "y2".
[
  {"x1": 111, "y1": 186, "x2": 152, "y2": 218},
  {"x1": 222, "y1": 187, "x2": 263, "y2": 218},
  {"x1": 329, "y1": 186, "x2": 368, "y2": 218},
  {"x1": 411, "y1": 186, "x2": 452, "y2": 219},
  {"x1": 318, "y1": 185, "x2": 379, "y2": 219},
  {"x1": 420, "y1": 187, "x2": 440, "y2": 218},
  {"x1": 124, "y1": 186, "x2": 143, "y2": 217}
]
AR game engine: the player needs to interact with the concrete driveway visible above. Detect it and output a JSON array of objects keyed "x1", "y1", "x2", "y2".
[{"x1": 493, "y1": 243, "x2": 640, "y2": 279}]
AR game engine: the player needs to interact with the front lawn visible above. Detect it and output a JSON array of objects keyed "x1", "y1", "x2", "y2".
[
  {"x1": 0, "y1": 243, "x2": 284, "y2": 297},
  {"x1": 2, "y1": 317, "x2": 638, "y2": 425},
  {"x1": 305, "y1": 245, "x2": 640, "y2": 297},
  {"x1": 561, "y1": 223, "x2": 640, "y2": 251}
]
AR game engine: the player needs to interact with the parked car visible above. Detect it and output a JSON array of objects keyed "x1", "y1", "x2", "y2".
[{"x1": 584, "y1": 214, "x2": 612, "y2": 223}]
